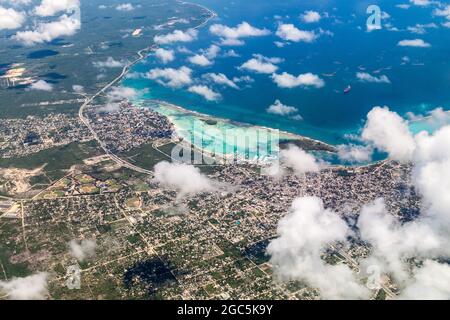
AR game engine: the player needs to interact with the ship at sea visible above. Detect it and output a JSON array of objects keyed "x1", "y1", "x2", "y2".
[{"x1": 344, "y1": 85, "x2": 352, "y2": 94}]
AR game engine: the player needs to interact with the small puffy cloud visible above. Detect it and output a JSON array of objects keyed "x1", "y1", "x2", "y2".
[
  {"x1": 233, "y1": 75, "x2": 254, "y2": 85},
  {"x1": 153, "y1": 161, "x2": 217, "y2": 197},
  {"x1": 398, "y1": 39, "x2": 431, "y2": 47},
  {"x1": 202, "y1": 44, "x2": 221, "y2": 59},
  {"x1": 155, "y1": 48, "x2": 175, "y2": 64},
  {"x1": 274, "y1": 41, "x2": 286, "y2": 48},
  {"x1": 424, "y1": 107, "x2": 450, "y2": 129},
  {"x1": 407, "y1": 23, "x2": 438, "y2": 34},
  {"x1": 337, "y1": 144, "x2": 373, "y2": 163},
  {"x1": 69, "y1": 239, "x2": 97, "y2": 262},
  {"x1": 93, "y1": 57, "x2": 127, "y2": 68},
  {"x1": 0, "y1": 272, "x2": 49, "y2": 300},
  {"x1": 204, "y1": 73, "x2": 238, "y2": 89},
  {"x1": 72, "y1": 84, "x2": 84, "y2": 93},
  {"x1": 0, "y1": 6, "x2": 26, "y2": 30},
  {"x1": 272, "y1": 72, "x2": 325, "y2": 89},
  {"x1": 409, "y1": 0, "x2": 431, "y2": 6},
  {"x1": 188, "y1": 54, "x2": 213, "y2": 67},
  {"x1": 396, "y1": 4, "x2": 411, "y2": 9},
  {"x1": 146, "y1": 66, "x2": 192, "y2": 88},
  {"x1": 267, "y1": 100, "x2": 298, "y2": 116},
  {"x1": 220, "y1": 38, "x2": 245, "y2": 46},
  {"x1": 107, "y1": 86, "x2": 137, "y2": 101},
  {"x1": 14, "y1": 13, "x2": 80, "y2": 46},
  {"x1": 434, "y1": 5, "x2": 450, "y2": 19},
  {"x1": 301, "y1": 10, "x2": 321, "y2": 23},
  {"x1": 267, "y1": 197, "x2": 370, "y2": 299},
  {"x1": 356, "y1": 72, "x2": 391, "y2": 84},
  {"x1": 239, "y1": 54, "x2": 283, "y2": 74},
  {"x1": 209, "y1": 22, "x2": 270, "y2": 45},
  {"x1": 154, "y1": 29, "x2": 198, "y2": 45},
  {"x1": 188, "y1": 85, "x2": 221, "y2": 101},
  {"x1": 362, "y1": 106, "x2": 416, "y2": 162},
  {"x1": 280, "y1": 145, "x2": 321, "y2": 176},
  {"x1": 276, "y1": 24, "x2": 317, "y2": 43},
  {"x1": 116, "y1": 3, "x2": 135, "y2": 11},
  {"x1": 98, "y1": 86, "x2": 137, "y2": 112},
  {"x1": 34, "y1": 0, "x2": 79, "y2": 17},
  {"x1": 30, "y1": 80, "x2": 53, "y2": 91},
  {"x1": 413, "y1": 125, "x2": 450, "y2": 227},
  {"x1": 407, "y1": 108, "x2": 450, "y2": 130}
]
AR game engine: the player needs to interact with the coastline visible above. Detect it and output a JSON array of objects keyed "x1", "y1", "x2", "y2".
[
  {"x1": 120, "y1": 1, "x2": 339, "y2": 163},
  {"x1": 135, "y1": 98, "x2": 337, "y2": 153},
  {"x1": 118, "y1": 2, "x2": 444, "y2": 167},
  {"x1": 180, "y1": 1, "x2": 218, "y2": 30}
]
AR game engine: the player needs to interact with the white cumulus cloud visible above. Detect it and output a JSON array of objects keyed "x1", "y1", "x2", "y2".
[
  {"x1": 34, "y1": 0, "x2": 79, "y2": 17},
  {"x1": 69, "y1": 239, "x2": 97, "y2": 262},
  {"x1": 398, "y1": 39, "x2": 431, "y2": 47},
  {"x1": 0, "y1": 272, "x2": 49, "y2": 300},
  {"x1": 155, "y1": 48, "x2": 175, "y2": 64},
  {"x1": 272, "y1": 72, "x2": 325, "y2": 89},
  {"x1": 337, "y1": 144, "x2": 373, "y2": 163},
  {"x1": 276, "y1": 23, "x2": 317, "y2": 43},
  {"x1": 116, "y1": 3, "x2": 135, "y2": 11},
  {"x1": 266, "y1": 100, "x2": 298, "y2": 116},
  {"x1": 239, "y1": 55, "x2": 281, "y2": 74},
  {"x1": 204, "y1": 73, "x2": 239, "y2": 89},
  {"x1": 14, "y1": 13, "x2": 80, "y2": 46},
  {"x1": 357, "y1": 72, "x2": 391, "y2": 84},
  {"x1": 0, "y1": 6, "x2": 26, "y2": 30},
  {"x1": 93, "y1": 57, "x2": 127, "y2": 68},
  {"x1": 301, "y1": 10, "x2": 321, "y2": 23},
  {"x1": 188, "y1": 54, "x2": 213, "y2": 67},
  {"x1": 153, "y1": 161, "x2": 217, "y2": 197},
  {"x1": 188, "y1": 85, "x2": 221, "y2": 101},
  {"x1": 154, "y1": 29, "x2": 198, "y2": 45},
  {"x1": 362, "y1": 106, "x2": 416, "y2": 162},
  {"x1": 146, "y1": 66, "x2": 193, "y2": 88},
  {"x1": 209, "y1": 22, "x2": 270, "y2": 46},
  {"x1": 29, "y1": 80, "x2": 53, "y2": 91}
]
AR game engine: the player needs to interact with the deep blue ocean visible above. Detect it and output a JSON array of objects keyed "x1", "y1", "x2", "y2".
[{"x1": 124, "y1": 0, "x2": 450, "y2": 145}]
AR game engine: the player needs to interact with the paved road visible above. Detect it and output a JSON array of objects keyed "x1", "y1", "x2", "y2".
[
  {"x1": 78, "y1": 5, "x2": 217, "y2": 175},
  {"x1": 78, "y1": 46, "x2": 157, "y2": 175}
]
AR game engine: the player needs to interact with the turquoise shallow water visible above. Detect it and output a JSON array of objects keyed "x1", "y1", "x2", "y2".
[
  {"x1": 123, "y1": 0, "x2": 450, "y2": 155},
  {"x1": 136, "y1": 100, "x2": 289, "y2": 162}
]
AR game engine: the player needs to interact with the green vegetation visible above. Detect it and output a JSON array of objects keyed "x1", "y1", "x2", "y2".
[
  {"x1": 0, "y1": 221, "x2": 31, "y2": 279},
  {"x1": 375, "y1": 289, "x2": 387, "y2": 300},
  {"x1": 0, "y1": 103, "x2": 80, "y2": 119},
  {"x1": 122, "y1": 143, "x2": 172, "y2": 170},
  {"x1": 0, "y1": 141, "x2": 101, "y2": 181}
]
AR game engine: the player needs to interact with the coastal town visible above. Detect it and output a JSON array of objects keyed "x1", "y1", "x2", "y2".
[
  {"x1": 0, "y1": 114, "x2": 92, "y2": 159},
  {"x1": 0, "y1": 96, "x2": 411, "y2": 299},
  {"x1": 85, "y1": 103, "x2": 174, "y2": 153}
]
